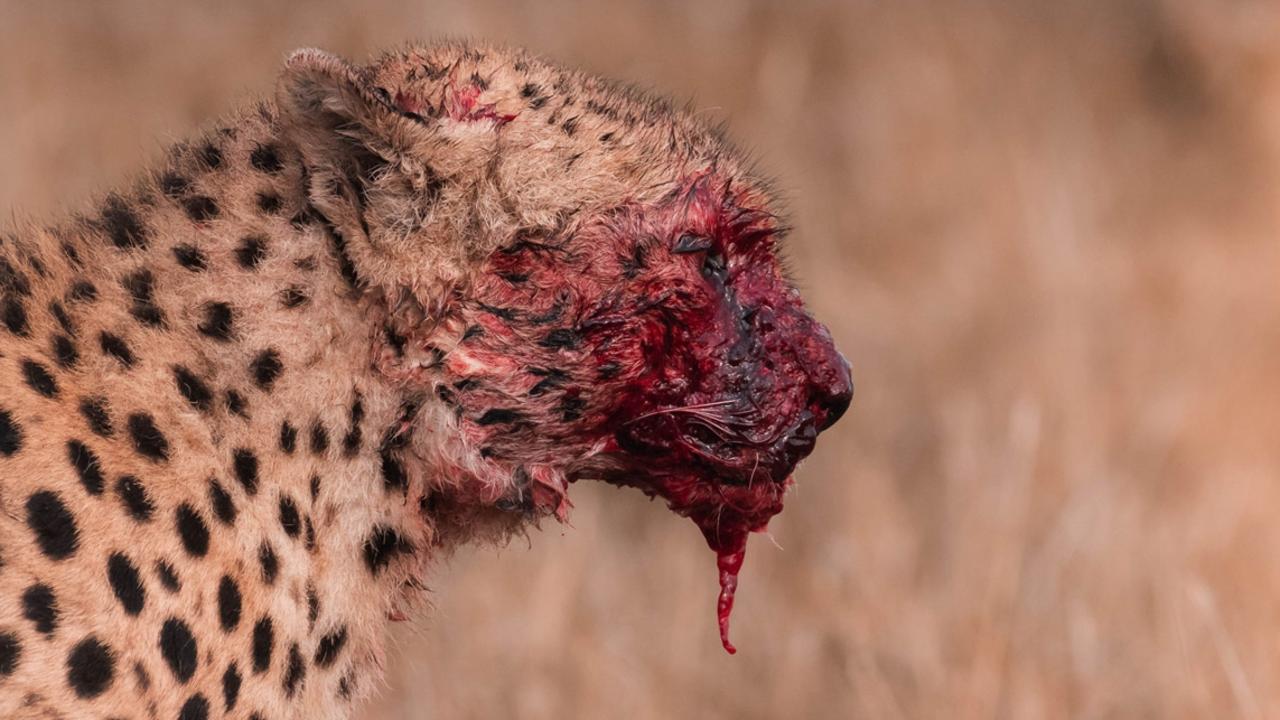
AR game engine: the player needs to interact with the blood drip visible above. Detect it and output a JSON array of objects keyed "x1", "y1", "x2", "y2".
[
  {"x1": 696, "y1": 515, "x2": 753, "y2": 655},
  {"x1": 715, "y1": 545, "x2": 746, "y2": 654}
]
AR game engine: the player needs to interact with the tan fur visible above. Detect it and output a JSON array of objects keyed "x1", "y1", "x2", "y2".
[{"x1": 0, "y1": 41, "x2": 776, "y2": 719}]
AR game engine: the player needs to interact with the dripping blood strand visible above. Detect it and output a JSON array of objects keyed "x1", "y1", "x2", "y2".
[
  {"x1": 696, "y1": 514, "x2": 752, "y2": 655},
  {"x1": 715, "y1": 545, "x2": 745, "y2": 654}
]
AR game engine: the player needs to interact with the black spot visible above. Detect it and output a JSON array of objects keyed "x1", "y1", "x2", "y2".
[
  {"x1": 79, "y1": 397, "x2": 112, "y2": 437},
  {"x1": 116, "y1": 475, "x2": 154, "y2": 522},
  {"x1": 380, "y1": 447, "x2": 406, "y2": 491},
  {"x1": 233, "y1": 448, "x2": 258, "y2": 494},
  {"x1": 127, "y1": 412, "x2": 169, "y2": 462},
  {"x1": 539, "y1": 328, "x2": 580, "y2": 349},
  {"x1": 67, "y1": 280, "x2": 98, "y2": 303},
  {"x1": 256, "y1": 192, "x2": 282, "y2": 214},
  {"x1": 379, "y1": 325, "x2": 406, "y2": 356},
  {"x1": 281, "y1": 285, "x2": 309, "y2": 308},
  {"x1": 19, "y1": 252, "x2": 42, "y2": 277},
  {"x1": 600, "y1": 131, "x2": 615, "y2": 142},
  {"x1": 559, "y1": 393, "x2": 586, "y2": 422},
  {"x1": 223, "y1": 663, "x2": 242, "y2": 711},
  {"x1": 217, "y1": 576, "x2": 241, "y2": 632},
  {"x1": 475, "y1": 408, "x2": 524, "y2": 426},
  {"x1": 527, "y1": 367, "x2": 569, "y2": 396},
  {"x1": 155, "y1": 560, "x2": 181, "y2": 592},
  {"x1": 0, "y1": 258, "x2": 31, "y2": 296},
  {"x1": 172, "y1": 244, "x2": 207, "y2": 271},
  {"x1": 123, "y1": 269, "x2": 155, "y2": 301},
  {"x1": 123, "y1": 269, "x2": 165, "y2": 327},
  {"x1": 279, "y1": 496, "x2": 301, "y2": 538},
  {"x1": 343, "y1": 400, "x2": 363, "y2": 456},
  {"x1": 283, "y1": 642, "x2": 306, "y2": 697},
  {"x1": 60, "y1": 244, "x2": 81, "y2": 268},
  {"x1": 309, "y1": 474, "x2": 321, "y2": 501},
  {"x1": 314, "y1": 626, "x2": 348, "y2": 668},
  {"x1": 305, "y1": 516, "x2": 316, "y2": 552},
  {"x1": 477, "y1": 302, "x2": 518, "y2": 321},
  {"x1": 251, "y1": 617, "x2": 273, "y2": 674},
  {"x1": 520, "y1": 82, "x2": 540, "y2": 98},
  {"x1": 562, "y1": 116, "x2": 579, "y2": 136},
  {"x1": 21, "y1": 583, "x2": 58, "y2": 635},
  {"x1": 99, "y1": 331, "x2": 136, "y2": 368},
  {"x1": 107, "y1": 552, "x2": 146, "y2": 615},
  {"x1": 67, "y1": 440, "x2": 104, "y2": 495},
  {"x1": 159, "y1": 617, "x2": 198, "y2": 683},
  {"x1": 52, "y1": 333, "x2": 78, "y2": 368},
  {"x1": 173, "y1": 366, "x2": 213, "y2": 412},
  {"x1": 182, "y1": 195, "x2": 219, "y2": 222},
  {"x1": 209, "y1": 479, "x2": 236, "y2": 525},
  {"x1": 0, "y1": 633, "x2": 17, "y2": 677},
  {"x1": 279, "y1": 421, "x2": 297, "y2": 454},
  {"x1": 179, "y1": 694, "x2": 209, "y2": 720},
  {"x1": 160, "y1": 171, "x2": 190, "y2": 198},
  {"x1": 49, "y1": 300, "x2": 74, "y2": 335},
  {"x1": 236, "y1": 236, "x2": 268, "y2": 269},
  {"x1": 175, "y1": 504, "x2": 209, "y2": 558},
  {"x1": 21, "y1": 359, "x2": 58, "y2": 398},
  {"x1": 324, "y1": 222, "x2": 361, "y2": 290},
  {"x1": 100, "y1": 194, "x2": 148, "y2": 250},
  {"x1": 26, "y1": 491, "x2": 79, "y2": 560},
  {"x1": 133, "y1": 660, "x2": 150, "y2": 690},
  {"x1": 251, "y1": 144, "x2": 284, "y2": 173},
  {"x1": 529, "y1": 95, "x2": 549, "y2": 110},
  {"x1": 250, "y1": 349, "x2": 283, "y2": 389},
  {"x1": 310, "y1": 422, "x2": 329, "y2": 455},
  {"x1": 198, "y1": 142, "x2": 222, "y2": 169},
  {"x1": 66, "y1": 636, "x2": 114, "y2": 698},
  {"x1": 0, "y1": 408, "x2": 23, "y2": 455},
  {"x1": 258, "y1": 542, "x2": 278, "y2": 585},
  {"x1": 198, "y1": 302, "x2": 234, "y2": 341},
  {"x1": 306, "y1": 584, "x2": 320, "y2": 629},
  {"x1": 363, "y1": 526, "x2": 412, "y2": 575},
  {"x1": 225, "y1": 389, "x2": 248, "y2": 418},
  {"x1": 2, "y1": 296, "x2": 28, "y2": 336}
]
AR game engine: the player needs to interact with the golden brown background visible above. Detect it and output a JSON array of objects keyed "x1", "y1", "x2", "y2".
[{"x1": 3, "y1": 1, "x2": 1279, "y2": 718}]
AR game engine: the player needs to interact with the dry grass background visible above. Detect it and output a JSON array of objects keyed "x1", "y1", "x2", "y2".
[{"x1": 3, "y1": 1, "x2": 1280, "y2": 718}]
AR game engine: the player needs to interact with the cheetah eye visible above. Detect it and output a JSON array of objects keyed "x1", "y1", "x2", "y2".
[
  {"x1": 672, "y1": 233, "x2": 727, "y2": 281},
  {"x1": 673, "y1": 233, "x2": 713, "y2": 254},
  {"x1": 701, "y1": 251, "x2": 728, "y2": 282}
]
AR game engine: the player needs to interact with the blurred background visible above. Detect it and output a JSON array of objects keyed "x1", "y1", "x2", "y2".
[{"x1": 3, "y1": 1, "x2": 1280, "y2": 717}]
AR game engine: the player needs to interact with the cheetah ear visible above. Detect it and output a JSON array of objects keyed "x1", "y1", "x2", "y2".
[
  {"x1": 277, "y1": 49, "x2": 465, "y2": 315},
  {"x1": 276, "y1": 48, "x2": 415, "y2": 192}
]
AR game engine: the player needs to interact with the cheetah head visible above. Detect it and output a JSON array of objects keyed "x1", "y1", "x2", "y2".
[{"x1": 278, "y1": 43, "x2": 853, "y2": 652}]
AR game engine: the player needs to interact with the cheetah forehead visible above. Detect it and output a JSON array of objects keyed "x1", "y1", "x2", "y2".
[{"x1": 363, "y1": 41, "x2": 776, "y2": 226}]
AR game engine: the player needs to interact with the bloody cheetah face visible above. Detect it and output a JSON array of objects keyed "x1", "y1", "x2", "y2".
[
  {"x1": 432, "y1": 172, "x2": 852, "y2": 651},
  {"x1": 279, "y1": 44, "x2": 852, "y2": 653}
]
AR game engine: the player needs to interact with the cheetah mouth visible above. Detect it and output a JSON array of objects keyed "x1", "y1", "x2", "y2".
[{"x1": 591, "y1": 358, "x2": 851, "y2": 654}]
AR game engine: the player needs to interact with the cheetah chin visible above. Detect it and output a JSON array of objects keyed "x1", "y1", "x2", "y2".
[{"x1": 0, "y1": 41, "x2": 850, "y2": 718}]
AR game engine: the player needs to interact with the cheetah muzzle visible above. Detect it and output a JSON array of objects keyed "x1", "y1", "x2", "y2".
[{"x1": 0, "y1": 41, "x2": 851, "y2": 717}]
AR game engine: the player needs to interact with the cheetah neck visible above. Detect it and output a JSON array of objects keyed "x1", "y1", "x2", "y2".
[{"x1": 15, "y1": 103, "x2": 440, "y2": 712}]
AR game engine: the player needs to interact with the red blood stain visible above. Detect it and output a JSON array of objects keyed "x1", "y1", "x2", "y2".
[
  {"x1": 431, "y1": 171, "x2": 851, "y2": 653},
  {"x1": 446, "y1": 84, "x2": 518, "y2": 125}
]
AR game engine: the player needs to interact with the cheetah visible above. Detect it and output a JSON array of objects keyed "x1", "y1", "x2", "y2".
[{"x1": 0, "y1": 42, "x2": 851, "y2": 718}]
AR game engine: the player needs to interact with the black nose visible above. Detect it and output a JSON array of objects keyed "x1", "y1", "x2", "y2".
[{"x1": 815, "y1": 352, "x2": 853, "y2": 431}]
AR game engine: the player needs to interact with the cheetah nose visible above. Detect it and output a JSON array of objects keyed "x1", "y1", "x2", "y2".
[{"x1": 815, "y1": 350, "x2": 853, "y2": 432}]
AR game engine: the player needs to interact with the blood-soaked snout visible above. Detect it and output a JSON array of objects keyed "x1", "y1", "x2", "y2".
[
  {"x1": 613, "y1": 250, "x2": 852, "y2": 489},
  {"x1": 439, "y1": 172, "x2": 851, "y2": 653}
]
